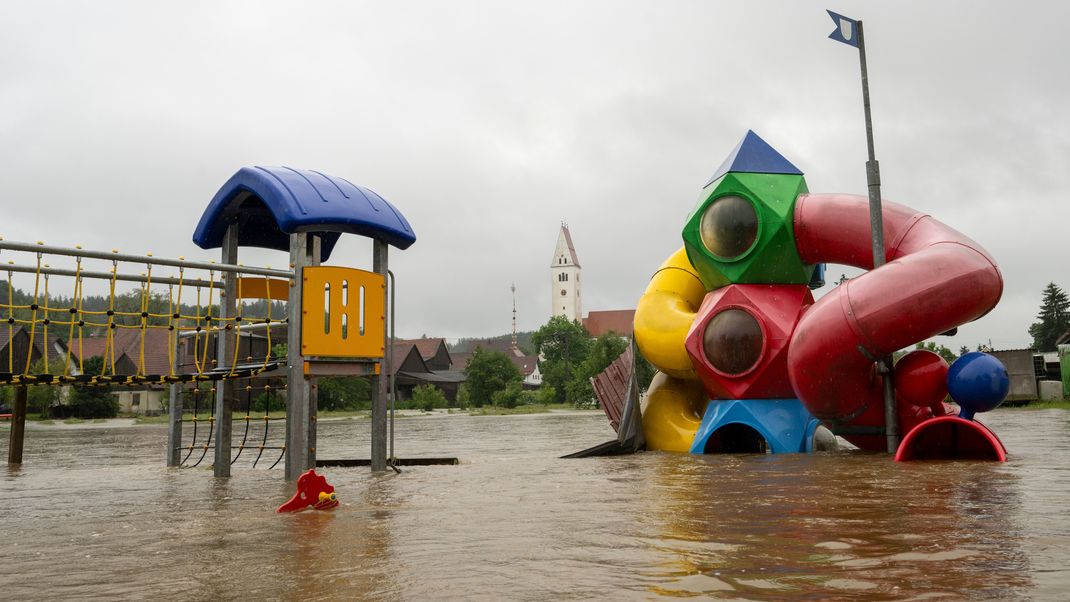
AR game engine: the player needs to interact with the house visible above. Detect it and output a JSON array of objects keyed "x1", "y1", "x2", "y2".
[
  {"x1": 390, "y1": 338, "x2": 465, "y2": 401},
  {"x1": 583, "y1": 309, "x2": 635, "y2": 338},
  {"x1": 71, "y1": 329, "x2": 176, "y2": 414},
  {"x1": 0, "y1": 326, "x2": 70, "y2": 375},
  {"x1": 450, "y1": 340, "x2": 542, "y2": 389}
]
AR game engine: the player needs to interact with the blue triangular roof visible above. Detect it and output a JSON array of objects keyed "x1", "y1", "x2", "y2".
[
  {"x1": 703, "y1": 130, "x2": 803, "y2": 188},
  {"x1": 192, "y1": 166, "x2": 416, "y2": 262}
]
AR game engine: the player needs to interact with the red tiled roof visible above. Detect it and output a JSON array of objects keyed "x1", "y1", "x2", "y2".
[
  {"x1": 394, "y1": 338, "x2": 449, "y2": 361},
  {"x1": 583, "y1": 309, "x2": 635, "y2": 337},
  {"x1": 449, "y1": 349, "x2": 535, "y2": 375},
  {"x1": 70, "y1": 329, "x2": 173, "y2": 375},
  {"x1": 507, "y1": 354, "x2": 538, "y2": 376}
]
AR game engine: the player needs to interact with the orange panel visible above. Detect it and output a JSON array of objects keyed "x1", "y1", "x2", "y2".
[
  {"x1": 236, "y1": 277, "x2": 290, "y2": 301},
  {"x1": 301, "y1": 266, "x2": 385, "y2": 358}
]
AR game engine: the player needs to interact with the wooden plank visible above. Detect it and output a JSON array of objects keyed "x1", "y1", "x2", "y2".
[
  {"x1": 317, "y1": 457, "x2": 458, "y2": 467},
  {"x1": 591, "y1": 346, "x2": 632, "y2": 433}
]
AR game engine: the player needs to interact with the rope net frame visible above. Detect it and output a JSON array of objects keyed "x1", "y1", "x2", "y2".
[
  {"x1": 0, "y1": 239, "x2": 294, "y2": 469},
  {"x1": 0, "y1": 239, "x2": 290, "y2": 385}
]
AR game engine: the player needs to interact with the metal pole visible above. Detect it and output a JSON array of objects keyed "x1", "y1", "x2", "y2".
[
  {"x1": 213, "y1": 224, "x2": 238, "y2": 477},
  {"x1": 166, "y1": 333, "x2": 182, "y2": 467},
  {"x1": 371, "y1": 241, "x2": 389, "y2": 472},
  {"x1": 387, "y1": 269, "x2": 396, "y2": 463},
  {"x1": 857, "y1": 21, "x2": 899, "y2": 453},
  {"x1": 307, "y1": 236, "x2": 321, "y2": 471},
  {"x1": 7, "y1": 385, "x2": 28, "y2": 465},
  {"x1": 0, "y1": 239, "x2": 291, "y2": 278},
  {"x1": 285, "y1": 232, "x2": 310, "y2": 481}
]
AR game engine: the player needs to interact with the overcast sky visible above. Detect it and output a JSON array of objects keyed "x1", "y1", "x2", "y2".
[{"x1": 1, "y1": 1, "x2": 1067, "y2": 350}]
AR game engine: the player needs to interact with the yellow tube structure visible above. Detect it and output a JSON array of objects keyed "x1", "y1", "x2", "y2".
[
  {"x1": 633, "y1": 247, "x2": 712, "y2": 452},
  {"x1": 642, "y1": 371, "x2": 706, "y2": 452},
  {"x1": 633, "y1": 247, "x2": 706, "y2": 380}
]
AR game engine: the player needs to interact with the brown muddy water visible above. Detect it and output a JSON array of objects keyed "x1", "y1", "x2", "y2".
[{"x1": 2, "y1": 409, "x2": 1069, "y2": 601}]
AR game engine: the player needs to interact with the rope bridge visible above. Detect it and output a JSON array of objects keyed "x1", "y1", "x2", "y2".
[
  {"x1": 0, "y1": 238, "x2": 292, "y2": 386},
  {"x1": 1, "y1": 238, "x2": 296, "y2": 469}
]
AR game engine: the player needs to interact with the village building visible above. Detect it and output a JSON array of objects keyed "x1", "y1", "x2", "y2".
[
  {"x1": 390, "y1": 338, "x2": 465, "y2": 401},
  {"x1": 450, "y1": 337, "x2": 542, "y2": 388}
]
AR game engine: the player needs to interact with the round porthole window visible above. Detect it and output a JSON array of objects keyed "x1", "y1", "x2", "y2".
[
  {"x1": 703, "y1": 308, "x2": 764, "y2": 375},
  {"x1": 699, "y1": 195, "x2": 759, "y2": 259}
]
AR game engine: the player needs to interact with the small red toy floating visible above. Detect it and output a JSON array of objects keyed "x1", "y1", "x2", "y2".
[{"x1": 277, "y1": 469, "x2": 339, "y2": 513}]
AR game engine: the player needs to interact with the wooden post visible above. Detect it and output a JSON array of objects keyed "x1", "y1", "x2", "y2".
[
  {"x1": 371, "y1": 240, "x2": 389, "y2": 471},
  {"x1": 7, "y1": 385, "x2": 28, "y2": 465},
  {"x1": 213, "y1": 224, "x2": 238, "y2": 477},
  {"x1": 285, "y1": 232, "x2": 311, "y2": 481}
]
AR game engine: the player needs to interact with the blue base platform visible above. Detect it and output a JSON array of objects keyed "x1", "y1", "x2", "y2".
[{"x1": 690, "y1": 399, "x2": 822, "y2": 454}]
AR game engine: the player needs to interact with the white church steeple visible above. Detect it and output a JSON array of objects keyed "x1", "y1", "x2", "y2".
[{"x1": 551, "y1": 222, "x2": 582, "y2": 323}]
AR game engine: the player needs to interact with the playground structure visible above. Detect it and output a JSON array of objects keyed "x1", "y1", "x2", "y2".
[
  {"x1": 2, "y1": 166, "x2": 415, "y2": 479},
  {"x1": 632, "y1": 131, "x2": 1010, "y2": 460}
]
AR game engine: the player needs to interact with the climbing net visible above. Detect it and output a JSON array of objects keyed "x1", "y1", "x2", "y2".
[
  {"x1": 178, "y1": 378, "x2": 288, "y2": 469},
  {"x1": 0, "y1": 238, "x2": 296, "y2": 469},
  {"x1": 0, "y1": 239, "x2": 291, "y2": 385}
]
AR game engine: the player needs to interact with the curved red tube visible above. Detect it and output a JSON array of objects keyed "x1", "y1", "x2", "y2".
[{"x1": 787, "y1": 194, "x2": 1003, "y2": 448}]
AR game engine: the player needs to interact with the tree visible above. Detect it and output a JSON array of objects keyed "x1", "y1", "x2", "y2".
[
  {"x1": 532, "y1": 316, "x2": 591, "y2": 403},
  {"x1": 567, "y1": 333, "x2": 629, "y2": 407},
  {"x1": 411, "y1": 383, "x2": 448, "y2": 412},
  {"x1": 958, "y1": 345, "x2": 970, "y2": 357},
  {"x1": 463, "y1": 347, "x2": 521, "y2": 407},
  {"x1": 1029, "y1": 282, "x2": 1070, "y2": 351},
  {"x1": 24, "y1": 359, "x2": 62, "y2": 415},
  {"x1": 318, "y1": 376, "x2": 371, "y2": 411},
  {"x1": 914, "y1": 341, "x2": 957, "y2": 364},
  {"x1": 491, "y1": 381, "x2": 523, "y2": 408},
  {"x1": 66, "y1": 357, "x2": 119, "y2": 418}
]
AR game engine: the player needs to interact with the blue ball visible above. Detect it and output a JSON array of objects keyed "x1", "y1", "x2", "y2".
[{"x1": 947, "y1": 352, "x2": 1010, "y2": 420}]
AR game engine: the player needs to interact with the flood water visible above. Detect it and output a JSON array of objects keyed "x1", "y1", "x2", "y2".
[{"x1": 2, "y1": 409, "x2": 1069, "y2": 600}]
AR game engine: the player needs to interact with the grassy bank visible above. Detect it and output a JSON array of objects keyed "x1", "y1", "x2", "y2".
[
  {"x1": 464, "y1": 403, "x2": 574, "y2": 416},
  {"x1": 1005, "y1": 398, "x2": 1070, "y2": 410}
]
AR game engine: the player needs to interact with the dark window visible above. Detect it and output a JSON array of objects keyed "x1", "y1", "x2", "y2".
[
  {"x1": 703, "y1": 308, "x2": 763, "y2": 375},
  {"x1": 700, "y1": 195, "x2": 759, "y2": 259}
]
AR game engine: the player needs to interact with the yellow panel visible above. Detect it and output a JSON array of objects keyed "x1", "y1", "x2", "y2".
[
  {"x1": 301, "y1": 266, "x2": 385, "y2": 358},
  {"x1": 236, "y1": 277, "x2": 291, "y2": 301}
]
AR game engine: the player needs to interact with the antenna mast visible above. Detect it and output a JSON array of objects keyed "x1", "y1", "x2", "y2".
[{"x1": 511, "y1": 282, "x2": 518, "y2": 350}]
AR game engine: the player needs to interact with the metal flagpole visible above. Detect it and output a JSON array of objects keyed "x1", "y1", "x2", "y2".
[{"x1": 829, "y1": 11, "x2": 899, "y2": 452}]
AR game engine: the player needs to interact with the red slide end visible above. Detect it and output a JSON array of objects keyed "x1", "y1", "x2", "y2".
[{"x1": 895, "y1": 416, "x2": 1006, "y2": 462}]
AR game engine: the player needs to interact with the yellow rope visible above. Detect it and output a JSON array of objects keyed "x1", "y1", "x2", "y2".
[
  {"x1": 42, "y1": 272, "x2": 50, "y2": 374},
  {"x1": 63, "y1": 258, "x2": 83, "y2": 377},
  {"x1": 228, "y1": 273, "x2": 242, "y2": 376},
  {"x1": 200, "y1": 272, "x2": 215, "y2": 374},
  {"x1": 7, "y1": 269, "x2": 13, "y2": 373},
  {"x1": 23, "y1": 252, "x2": 42, "y2": 375},
  {"x1": 76, "y1": 263, "x2": 85, "y2": 375},
  {"x1": 262, "y1": 285, "x2": 274, "y2": 372},
  {"x1": 137, "y1": 264, "x2": 152, "y2": 376},
  {"x1": 101, "y1": 260, "x2": 120, "y2": 377},
  {"x1": 0, "y1": 246, "x2": 280, "y2": 384},
  {"x1": 62, "y1": 257, "x2": 81, "y2": 376}
]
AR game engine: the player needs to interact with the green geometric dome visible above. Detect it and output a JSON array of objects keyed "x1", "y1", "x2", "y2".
[{"x1": 682, "y1": 172, "x2": 814, "y2": 289}]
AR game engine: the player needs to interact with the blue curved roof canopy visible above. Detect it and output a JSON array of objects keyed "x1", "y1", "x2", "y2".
[{"x1": 193, "y1": 166, "x2": 416, "y2": 261}]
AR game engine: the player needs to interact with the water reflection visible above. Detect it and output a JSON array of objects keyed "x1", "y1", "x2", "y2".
[
  {"x1": 632, "y1": 449, "x2": 1033, "y2": 599},
  {"x1": 0, "y1": 411, "x2": 1065, "y2": 600}
]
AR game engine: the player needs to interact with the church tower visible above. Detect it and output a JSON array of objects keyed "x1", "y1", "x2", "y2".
[{"x1": 551, "y1": 222, "x2": 582, "y2": 323}]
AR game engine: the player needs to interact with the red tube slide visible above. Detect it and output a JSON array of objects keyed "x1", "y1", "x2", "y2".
[{"x1": 787, "y1": 194, "x2": 1003, "y2": 450}]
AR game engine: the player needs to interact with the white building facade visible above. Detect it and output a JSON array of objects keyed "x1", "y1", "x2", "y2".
[{"x1": 551, "y1": 224, "x2": 582, "y2": 323}]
